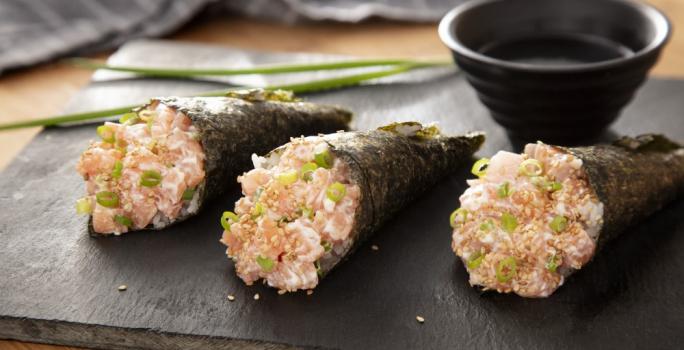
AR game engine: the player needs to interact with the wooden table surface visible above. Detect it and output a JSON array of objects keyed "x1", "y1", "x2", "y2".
[{"x1": 1, "y1": 1, "x2": 682, "y2": 349}]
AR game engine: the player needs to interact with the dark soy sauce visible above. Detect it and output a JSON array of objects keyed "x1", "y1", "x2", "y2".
[{"x1": 479, "y1": 33, "x2": 635, "y2": 66}]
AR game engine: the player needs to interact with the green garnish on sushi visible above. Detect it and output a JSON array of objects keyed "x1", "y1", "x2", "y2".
[
  {"x1": 256, "y1": 256, "x2": 275, "y2": 272},
  {"x1": 276, "y1": 170, "x2": 298, "y2": 185},
  {"x1": 326, "y1": 182, "x2": 346, "y2": 202},
  {"x1": 467, "y1": 252, "x2": 484, "y2": 270},
  {"x1": 96, "y1": 125, "x2": 115, "y2": 143},
  {"x1": 139, "y1": 170, "x2": 162, "y2": 187},
  {"x1": 300, "y1": 162, "x2": 318, "y2": 181},
  {"x1": 519, "y1": 159, "x2": 543, "y2": 177},
  {"x1": 550, "y1": 215, "x2": 568, "y2": 233},
  {"x1": 75, "y1": 198, "x2": 92, "y2": 215},
  {"x1": 471, "y1": 158, "x2": 489, "y2": 178},
  {"x1": 500, "y1": 212, "x2": 517, "y2": 233},
  {"x1": 182, "y1": 188, "x2": 195, "y2": 201},
  {"x1": 314, "y1": 148, "x2": 333, "y2": 169},
  {"x1": 114, "y1": 215, "x2": 133, "y2": 227},
  {"x1": 95, "y1": 191, "x2": 119, "y2": 208},
  {"x1": 221, "y1": 211, "x2": 239, "y2": 231},
  {"x1": 546, "y1": 254, "x2": 560, "y2": 273},
  {"x1": 496, "y1": 257, "x2": 517, "y2": 282},
  {"x1": 111, "y1": 161, "x2": 123, "y2": 179},
  {"x1": 450, "y1": 208, "x2": 468, "y2": 228},
  {"x1": 497, "y1": 182, "x2": 511, "y2": 198}
]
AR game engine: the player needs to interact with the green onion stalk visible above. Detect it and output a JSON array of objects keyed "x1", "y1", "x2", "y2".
[{"x1": 0, "y1": 61, "x2": 452, "y2": 131}]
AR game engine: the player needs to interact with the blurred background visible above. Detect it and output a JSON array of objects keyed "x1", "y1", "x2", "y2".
[{"x1": 0, "y1": 0, "x2": 681, "y2": 169}]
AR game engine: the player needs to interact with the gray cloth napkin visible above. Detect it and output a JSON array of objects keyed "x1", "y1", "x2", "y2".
[{"x1": 0, "y1": 0, "x2": 464, "y2": 74}]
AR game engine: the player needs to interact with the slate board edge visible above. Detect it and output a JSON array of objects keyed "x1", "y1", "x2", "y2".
[{"x1": 0, "y1": 316, "x2": 315, "y2": 350}]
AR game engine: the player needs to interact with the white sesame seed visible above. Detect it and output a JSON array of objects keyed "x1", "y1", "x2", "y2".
[
  {"x1": 371, "y1": 245, "x2": 379, "y2": 251},
  {"x1": 254, "y1": 293, "x2": 260, "y2": 300},
  {"x1": 227, "y1": 295, "x2": 235, "y2": 301},
  {"x1": 117, "y1": 285, "x2": 127, "y2": 291},
  {"x1": 416, "y1": 316, "x2": 425, "y2": 323},
  {"x1": 278, "y1": 289, "x2": 286, "y2": 295},
  {"x1": 306, "y1": 290, "x2": 313, "y2": 296}
]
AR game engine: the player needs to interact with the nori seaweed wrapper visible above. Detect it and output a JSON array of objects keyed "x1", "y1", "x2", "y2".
[
  {"x1": 563, "y1": 134, "x2": 684, "y2": 249},
  {"x1": 318, "y1": 122, "x2": 485, "y2": 273},
  {"x1": 89, "y1": 91, "x2": 351, "y2": 235}
]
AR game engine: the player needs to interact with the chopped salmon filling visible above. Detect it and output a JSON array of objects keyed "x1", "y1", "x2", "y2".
[
  {"x1": 451, "y1": 143, "x2": 603, "y2": 297},
  {"x1": 221, "y1": 137, "x2": 360, "y2": 292},
  {"x1": 76, "y1": 101, "x2": 205, "y2": 234}
]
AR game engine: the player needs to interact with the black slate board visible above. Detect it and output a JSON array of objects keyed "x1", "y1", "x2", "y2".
[{"x1": 1, "y1": 40, "x2": 683, "y2": 350}]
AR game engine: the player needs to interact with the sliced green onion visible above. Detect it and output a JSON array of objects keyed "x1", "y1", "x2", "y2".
[
  {"x1": 300, "y1": 206, "x2": 314, "y2": 220},
  {"x1": 467, "y1": 252, "x2": 484, "y2": 270},
  {"x1": 326, "y1": 182, "x2": 346, "y2": 202},
  {"x1": 321, "y1": 241, "x2": 332, "y2": 252},
  {"x1": 138, "y1": 110, "x2": 157, "y2": 122},
  {"x1": 315, "y1": 260, "x2": 323, "y2": 277},
  {"x1": 95, "y1": 191, "x2": 119, "y2": 208},
  {"x1": 479, "y1": 219, "x2": 494, "y2": 232},
  {"x1": 500, "y1": 212, "x2": 518, "y2": 233},
  {"x1": 547, "y1": 181, "x2": 563, "y2": 192},
  {"x1": 256, "y1": 255, "x2": 275, "y2": 272},
  {"x1": 96, "y1": 125, "x2": 116, "y2": 143},
  {"x1": 75, "y1": 197, "x2": 92, "y2": 215},
  {"x1": 550, "y1": 215, "x2": 568, "y2": 233},
  {"x1": 497, "y1": 182, "x2": 511, "y2": 198},
  {"x1": 546, "y1": 254, "x2": 560, "y2": 273},
  {"x1": 182, "y1": 188, "x2": 196, "y2": 201},
  {"x1": 114, "y1": 215, "x2": 133, "y2": 227},
  {"x1": 251, "y1": 202, "x2": 265, "y2": 219},
  {"x1": 450, "y1": 208, "x2": 468, "y2": 228},
  {"x1": 140, "y1": 170, "x2": 162, "y2": 187},
  {"x1": 496, "y1": 257, "x2": 517, "y2": 282},
  {"x1": 221, "y1": 211, "x2": 239, "y2": 231},
  {"x1": 300, "y1": 162, "x2": 318, "y2": 181},
  {"x1": 519, "y1": 159, "x2": 543, "y2": 177},
  {"x1": 471, "y1": 158, "x2": 490, "y2": 178},
  {"x1": 118, "y1": 112, "x2": 139, "y2": 124},
  {"x1": 275, "y1": 170, "x2": 298, "y2": 185},
  {"x1": 314, "y1": 149, "x2": 333, "y2": 169},
  {"x1": 111, "y1": 160, "x2": 123, "y2": 179}
]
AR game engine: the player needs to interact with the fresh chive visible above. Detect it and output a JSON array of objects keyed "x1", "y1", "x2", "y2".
[
  {"x1": 221, "y1": 211, "x2": 239, "y2": 231},
  {"x1": 471, "y1": 158, "x2": 489, "y2": 178},
  {"x1": 139, "y1": 170, "x2": 162, "y2": 187},
  {"x1": 0, "y1": 63, "x2": 448, "y2": 131},
  {"x1": 66, "y1": 57, "x2": 451, "y2": 78},
  {"x1": 326, "y1": 182, "x2": 346, "y2": 202}
]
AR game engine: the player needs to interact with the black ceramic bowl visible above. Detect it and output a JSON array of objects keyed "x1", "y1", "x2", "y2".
[{"x1": 439, "y1": 0, "x2": 671, "y2": 143}]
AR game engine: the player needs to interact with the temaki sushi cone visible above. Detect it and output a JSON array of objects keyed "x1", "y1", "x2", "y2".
[
  {"x1": 76, "y1": 89, "x2": 351, "y2": 235},
  {"x1": 221, "y1": 122, "x2": 485, "y2": 292},
  {"x1": 450, "y1": 134, "x2": 684, "y2": 297}
]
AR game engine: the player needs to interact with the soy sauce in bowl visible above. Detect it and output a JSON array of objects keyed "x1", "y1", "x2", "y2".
[{"x1": 439, "y1": 0, "x2": 671, "y2": 144}]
